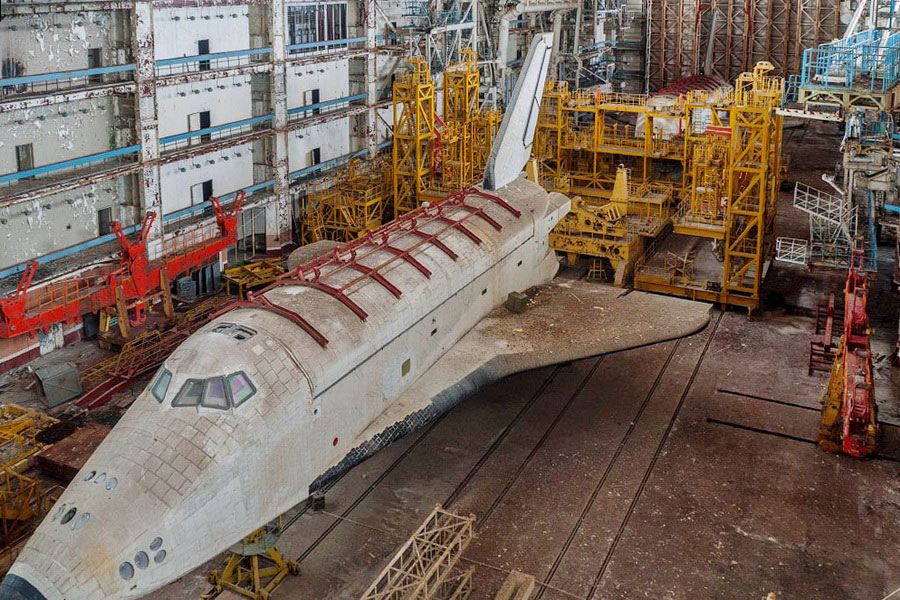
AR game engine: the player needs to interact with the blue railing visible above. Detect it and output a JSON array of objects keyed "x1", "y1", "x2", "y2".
[
  {"x1": 159, "y1": 115, "x2": 275, "y2": 153},
  {"x1": 0, "y1": 144, "x2": 141, "y2": 187},
  {"x1": 162, "y1": 179, "x2": 278, "y2": 225},
  {"x1": 287, "y1": 93, "x2": 368, "y2": 121},
  {"x1": 799, "y1": 29, "x2": 900, "y2": 94},
  {"x1": 155, "y1": 48, "x2": 273, "y2": 76},
  {"x1": 0, "y1": 36, "x2": 395, "y2": 100},
  {"x1": 289, "y1": 139, "x2": 392, "y2": 181},
  {"x1": 286, "y1": 36, "x2": 366, "y2": 54},
  {"x1": 0, "y1": 64, "x2": 135, "y2": 96},
  {"x1": 782, "y1": 74, "x2": 801, "y2": 105}
]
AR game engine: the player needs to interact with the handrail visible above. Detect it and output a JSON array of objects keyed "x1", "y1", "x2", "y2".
[
  {"x1": 155, "y1": 47, "x2": 273, "y2": 68},
  {"x1": 0, "y1": 64, "x2": 135, "y2": 88},
  {"x1": 159, "y1": 114, "x2": 274, "y2": 147},
  {"x1": 286, "y1": 37, "x2": 366, "y2": 52},
  {"x1": 0, "y1": 144, "x2": 141, "y2": 185},
  {"x1": 0, "y1": 140, "x2": 393, "y2": 280},
  {"x1": 287, "y1": 93, "x2": 368, "y2": 117}
]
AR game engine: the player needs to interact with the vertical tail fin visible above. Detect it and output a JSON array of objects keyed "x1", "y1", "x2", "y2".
[{"x1": 483, "y1": 33, "x2": 553, "y2": 191}]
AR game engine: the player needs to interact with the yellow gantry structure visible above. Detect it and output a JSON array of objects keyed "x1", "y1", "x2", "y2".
[
  {"x1": 393, "y1": 51, "x2": 502, "y2": 212},
  {"x1": 536, "y1": 62, "x2": 784, "y2": 311},
  {"x1": 535, "y1": 81, "x2": 688, "y2": 197},
  {"x1": 304, "y1": 158, "x2": 391, "y2": 243},
  {"x1": 393, "y1": 58, "x2": 436, "y2": 217},
  {"x1": 549, "y1": 166, "x2": 675, "y2": 285}
]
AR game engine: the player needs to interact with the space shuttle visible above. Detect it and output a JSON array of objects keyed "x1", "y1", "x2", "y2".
[{"x1": 2, "y1": 33, "x2": 568, "y2": 600}]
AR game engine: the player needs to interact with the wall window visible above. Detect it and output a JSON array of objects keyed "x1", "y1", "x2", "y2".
[
  {"x1": 98, "y1": 207, "x2": 113, "y2": 236},
  {"x1": 1, "y1": 59, "x2": 25, "y2": 96},
  {"x1": 188, "y1": 110, "x2": 211, "y2": 144},
  {"x1": 191, "y1": 180, "x2": 214, "y2": 205},
  {"x1": 198, "y1": 39, "x2": 210, "y2": 71},
  {"x1": 305, "y1": 89, "x2": 321, "y2": 114},
  {"x1": 288, "y1": 2, "x2": 348, "y2": 50},
  {"x1": 15, "y1": 143, "x2": 33, "y2": 174},
  {"x1": 87, "y1": 48, "x2": 103, "y2": 83},
  {"x1": 310, "y1": 147, "x2": 321, "y2": 166}
]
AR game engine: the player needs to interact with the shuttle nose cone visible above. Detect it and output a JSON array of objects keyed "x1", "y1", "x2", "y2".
[{"x1": 0, "y1": 574, "x2": 50, "y2": 600}]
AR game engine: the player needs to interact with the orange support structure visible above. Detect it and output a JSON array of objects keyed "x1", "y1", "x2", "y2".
[{"x1": 0, "y1": 192, "x2": 244, "y2": 340}]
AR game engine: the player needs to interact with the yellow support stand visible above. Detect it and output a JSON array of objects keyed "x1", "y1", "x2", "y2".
[
  {"x1": 206, "y1": 519, "x2": 299, "y2": 600},
  {"x1": 818, "y1": 338, "x2": 846, "y2": 453}
]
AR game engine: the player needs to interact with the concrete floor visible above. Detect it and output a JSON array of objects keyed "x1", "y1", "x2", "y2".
[{"x1": 144, "y1": 303, "x2": 900, "y2": 600}]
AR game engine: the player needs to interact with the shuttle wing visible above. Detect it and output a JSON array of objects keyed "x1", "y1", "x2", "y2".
[{"x1": 319, "y1": 281, "x2": 711, "y2": 491}]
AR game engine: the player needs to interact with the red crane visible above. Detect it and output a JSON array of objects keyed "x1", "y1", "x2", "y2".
[
  {"x1": 0, "y1": 193, "x2": 244, "y2": 340},
  {"x1": 818, "y1": 238, "x2": 878, "y2": 457}
]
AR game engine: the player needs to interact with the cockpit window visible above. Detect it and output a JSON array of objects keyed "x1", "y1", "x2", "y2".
[
  {"x1": 169, "y1": 372, "x2": 257, "y2": 410},
  {"x1": 227, "y1": 372, "x2": 256, "y2": 407},
  {"x1": 201, "y1": 377, "x2": 230, "y2": 410},
  {"x1": 172, "y1": 379, "x2": 204, "y2": 407},
  {"x1": 150, "y1": 368, "x2": 172, "y2": 403}
]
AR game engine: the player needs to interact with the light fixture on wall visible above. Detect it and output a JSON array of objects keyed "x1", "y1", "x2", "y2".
[
  {"x1": 65, "y1": 198, "x2": 75, "y2": 205},
  {"x1": 43, "y1": 203, "x2": 52, "y2": 210},
  {"x1": 178, "y1": 91, "x2": 186, "y2": 96},
  {"x1": 173, "y1": 15, "x2": 181, "y2": 21}
]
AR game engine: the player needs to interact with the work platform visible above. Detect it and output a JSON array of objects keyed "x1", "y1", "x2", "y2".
[{"x1": 634, "y1": 231, "x2": 772, "y2": 310}]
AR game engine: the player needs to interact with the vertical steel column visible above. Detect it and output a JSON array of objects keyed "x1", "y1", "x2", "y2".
[
  {"x1": 133, "y1": 0, "x2": 162, "y2": 243},
  {"x1": 270, "y1": 0, "x2": 291, "y2": 251},
  {"x1": 365, "y1": 0, "x2": 378, "y2": 157}
]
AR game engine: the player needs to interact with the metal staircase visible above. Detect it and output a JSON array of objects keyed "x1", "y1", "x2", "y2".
[{"x1": 793, "y1": 182, "x2": 858, "y2": 268}]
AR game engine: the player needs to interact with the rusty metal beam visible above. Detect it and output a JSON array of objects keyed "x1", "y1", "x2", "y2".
[
  {"x1": 1, "y1": 2, "x2": 131, "y2": 15},
  {"x1": 0, "y1": 83, "x2": 136, "y2": 114},
  {"x1": 0, "y1": 163, "x2": 141, "y2": 209},
  {"x1": 156, "y1": 63, "x2": 272, "y2": 87}
]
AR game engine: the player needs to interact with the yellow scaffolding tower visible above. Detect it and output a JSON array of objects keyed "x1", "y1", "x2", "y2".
[
  {"x1": 721, "y1": 62, "x2": 784, "y2": 306},
  {"x1": 304, "y1": 158, "x2": 390, "y2": 243},
  {"x1": 392, "y1": 58, "x2": 435, "y2": 217},
  {"x1": 534, "y1": 83, "x2": 690, "y2": 198},
  {"x1": 632, "y1": 62, "x2": 784, "y2": 311}
]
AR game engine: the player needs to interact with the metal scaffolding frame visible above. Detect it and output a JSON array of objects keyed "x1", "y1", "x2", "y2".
[
  {"x1": 359, "y1": 505, "x2": 475, "y2": 600},
  {"x1": 393, "y1": 58, "x2": 436, "y2": 217},
  {"x1": 647, "y1": 0, "x2": 841, "y2": 91}
]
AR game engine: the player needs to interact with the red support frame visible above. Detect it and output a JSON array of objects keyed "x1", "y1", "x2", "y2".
[{"x1": 210, "y1": 187, "x2": 524, "y2": 349}]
